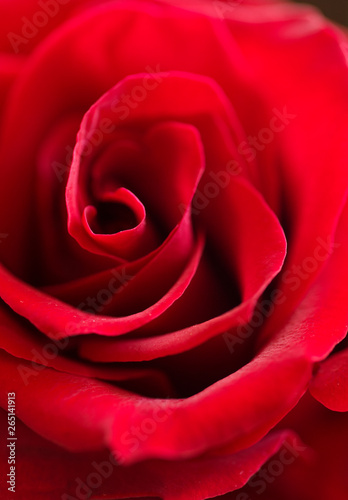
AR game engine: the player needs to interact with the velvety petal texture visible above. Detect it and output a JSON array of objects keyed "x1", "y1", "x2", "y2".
[
  {"x1": 0, "y1": 0, "x2": 347, "y2": 499},
  {"x1": 0, "y1": 407, "x2": 297, "y2": 500}
]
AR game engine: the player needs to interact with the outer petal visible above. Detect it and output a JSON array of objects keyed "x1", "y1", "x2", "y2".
[
  {"x1": 0, "y1": 54, "x2": 24, "y2": 122},
  {"x1": 0, "y1": 347, "x2": 311, "y2": 463},
  {"x1": 0, "y1": 406, "x2": 296, "y2": 500},
  {"x1": 0, "y1": 0, "x2": 108, "y2": 55},
  {"x1": 15, "y1": 198, "x2": 347, "y2": 463},
  {"x1": 258, "y1": 393, "x2": 348, "y2": 500},
  {"x1": 222, "y1": 3, "x2": 348, "y2": 344},
  {"x1": 310, "y1": 347, "x2": 348, "y2": 412}
]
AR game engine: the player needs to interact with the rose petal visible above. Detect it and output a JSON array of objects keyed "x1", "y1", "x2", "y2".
[
  {"x1": 0, "y1": 0, "x2": 262, "y2": 276},
  {"x1": 0, "y1": 406, "x2": 294, "y2": 500},
  {"x1": 0, "y1": 306, "x2": 174, "y2": 397},
  {"x1": 310, "y1": 348, "x2": 348, "y2": 412},
  {"x1": 263, "y1": 393, "x2": 348, "y2": 500},
  {"x1": 34, "y1": 113, "x2": 119, "y2": 286},
  {"x1": 263, "y1": 199, "x2": 348, "y2": 363},
  {"x1": 0, "y1": 346, "x2": 311, "y2": 463},
  {"x1": 67, "y1": 109, "x2": 205, "y2": 260},
  {"x1": 223, "y1": 4, "x2": 348, "y2": 345},
  {"x1": 80, "y1": 176, "x2": 287, "y2": 361},
  {"x1": 0, "y1": 224, "x2": 204, "y2": 338},
  {"x1": 0, "y1": 54, "x2": 24, "y2": 121}
]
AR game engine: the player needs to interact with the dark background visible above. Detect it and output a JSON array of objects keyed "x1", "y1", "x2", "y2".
[{"x1": 294, "y1": 0, "x2": 348, "y2": 26}]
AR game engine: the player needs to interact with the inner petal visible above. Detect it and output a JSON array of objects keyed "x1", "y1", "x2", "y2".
[
  {"x1": 66, "y1": 89, "x2": 207, "y2": 262},
  {"x1": 85, "y1": 187, "x2": 144, "y2": 235}
]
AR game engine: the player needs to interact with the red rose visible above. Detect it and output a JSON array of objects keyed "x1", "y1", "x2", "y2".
[{"x1": 0, "y1": 1, "x2": 347, "y2": 499}]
